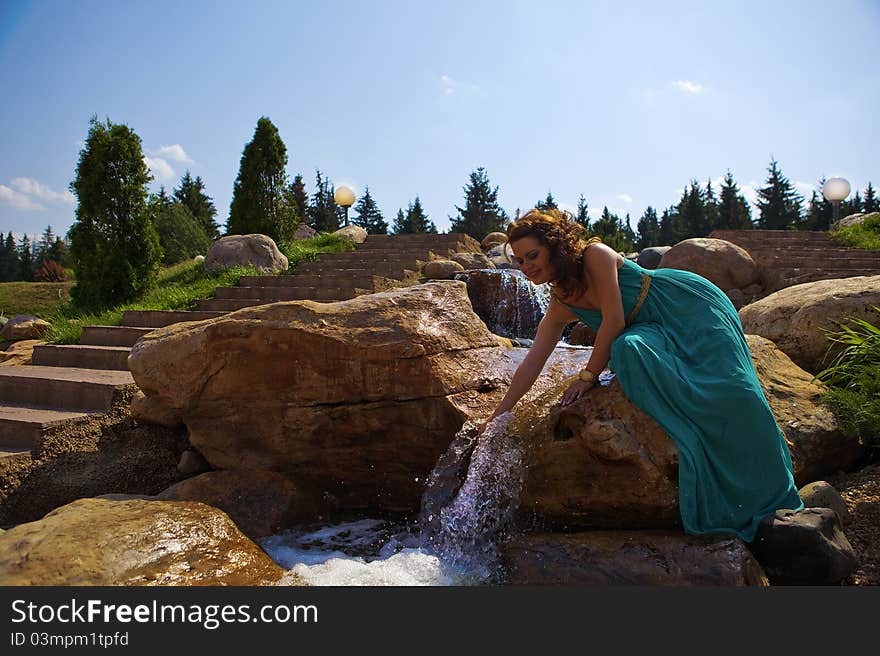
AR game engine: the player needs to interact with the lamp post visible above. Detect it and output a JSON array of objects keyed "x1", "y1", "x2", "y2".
[
  {"x1": 822, "y1": 177, "x2": 851, "y2": 226},
  {"x1": 334, "y1": 185, "x2": 356, "y2": 228}
]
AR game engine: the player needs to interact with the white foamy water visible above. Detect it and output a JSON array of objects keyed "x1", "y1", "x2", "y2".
[{"x1": 263, "y1": 414, "x2": 523, "y2": 586}]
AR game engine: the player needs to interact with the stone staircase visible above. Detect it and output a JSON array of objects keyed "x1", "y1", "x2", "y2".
[
  {"x1": 0, "y1": 233, "x2": 481, "y2": 461},
  {"x1": 709, "y1": 229, "x2": 880, "y2": 293}
]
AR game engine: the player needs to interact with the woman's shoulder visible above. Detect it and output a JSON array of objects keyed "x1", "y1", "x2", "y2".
[{"x1": 581, "y1": 238, "x2": 620, "y2": 264}]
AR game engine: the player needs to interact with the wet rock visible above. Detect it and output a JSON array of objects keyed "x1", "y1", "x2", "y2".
[
  {"x1": 455, "y1": 269, "x2": 549, "y2": 340},
  {"x1": 749, "y1": 507, "x2": 858, "y2": 585},
  {"x1": 501, "y1": 531, "x2": 768, "y2": 585}
]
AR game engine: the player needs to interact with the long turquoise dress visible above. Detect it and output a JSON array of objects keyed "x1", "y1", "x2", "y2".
[{"x1": 563, "y1": 257, "x2": 803, "y2": 542}]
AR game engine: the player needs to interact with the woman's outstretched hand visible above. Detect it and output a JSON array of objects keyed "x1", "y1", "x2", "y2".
[{"x1": 560, "y1": 379, "x2": 595, "y2": 406}]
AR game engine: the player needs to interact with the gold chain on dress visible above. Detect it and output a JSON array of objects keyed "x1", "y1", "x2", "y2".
[{"x1": 626, "y1": 273, "x2": 651, "y2": 326}]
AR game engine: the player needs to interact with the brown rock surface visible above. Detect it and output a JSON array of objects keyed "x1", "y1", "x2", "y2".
[
  {"x1": 739, "y1": 275, "x2": 880, "y2": 374},
  {"x1": 423, "y1": 259, "x2": 465, "y2": 279},
  {"x1": 1, "y1": 317, "x2": 50, "y2": 341},
  {"x1": 0, "y1": 498, "x2": 291, "y2": 585},
  {"x1": 658, "y1": 237, "x2": 759, "y2": 292},
  {"x1": 204, "y1": 234, "x2": 288, "y2": 274},
  {"x1": 0, "y1": 339, "x2": 42, "y2": 366},
  {"x1": 501, "y1": 531, "x2": 768, "y2": 585}
]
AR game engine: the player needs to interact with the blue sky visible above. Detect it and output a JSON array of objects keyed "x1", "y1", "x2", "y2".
[{"x1": 1, "y1": 0, "x2": 878, "y2": 241}]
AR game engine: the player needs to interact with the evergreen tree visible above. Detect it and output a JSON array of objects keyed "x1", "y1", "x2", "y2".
[
  {"x1": 173, "y1": 170, "x2": 219, "y2": 240},
  {"x1": 621, "y1": 213, "x2": 636, "y2": 249},
  {"x1": 575, "y1": 195, "x2": 590, "y2": 231},
  {"x1": 863, "y1": 182, "x2": 878, "y2": 213},
  {"x1": 717, "y1": 171, "x2": 753, "y2": 230},
  {"x1": 351, "y1": 186, "x2": 388, "y2": 234},
  {"x1": 842, "y1": 190, "x2": 862, "y2": 218},
  {"x1": 227, "y1": 116, "x2": 296, "y2": 240},
  {"x1": 704, "y1": 179, "x2": 720, "y2": 232},
  {"x1": 308, "y1": 170, "x2": 341, "y2": 233},
  {"x1": 676, "y1": 180, "x2": 713, "y2": 239},
  {"x1": 448, "y1": 167, "x2": 509, "y2": 240},
  {"x1": 39, "y1": 225, "x2": 55, "y2": 262},
  {"x1": 48, "y1": 236, "x2": 69, "y2": 267},
  {"x1": 392, "y1": 208, "x2": 408, "y2": 234},
  {"x1": 0, "y1": 232, "x2": 20, "y2": 281},
  {"x1": 755, "y1": 158, "x2": 803, "y2": 230},
  {"x1": 403, "y1": 197, "x2": 437, "y2": 234},
  {"x1": 658, "y1": 206, "x2": 680, "y2": 246},
  {"x1": 18, "y1": 234, "x2": 34, "y2": 281},
  {"x1": 535, "y1": 191, "x2": 558, "y2": 211},
  {"x1": 288, "y1": 173, "x2": 309, "y2": 230},
  {"x1": 635, "y1": 206, "x2": 660, "y2": 250},
  {"x1": 148, "y1": 192, "x2": 213, "y2": 264},
  {"x1": 68, "y1": 116, "x2": 161, "y2": 308}
]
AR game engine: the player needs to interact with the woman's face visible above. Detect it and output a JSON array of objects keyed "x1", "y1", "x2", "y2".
[{"x1": 510, "y1": 236, "x2": 556, "y2": 284}]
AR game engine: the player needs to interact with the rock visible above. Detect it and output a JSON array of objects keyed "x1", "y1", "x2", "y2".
[
  {"x1": 482, "y1": 232, "x2": 508, "y2": 250},
  {"x1": 742, "y1": 283, "x2": 763, "y2": 297},
  {"x1": 799, "y1": 480, "x2": 850, "y2": 526},
  {"x1": 0, "y1": 316, "x2": 51, "y2": 341},
  {"x1": 658, "y1": 238, "x2": 760, "y2": 292},
  {"x1": 333, "y1": 225, "x2": 368, "y2": 244},
  {"x1": 204, "y1": 234, "x2": 288, "y2": 274},
  {"x1": 156, "y1": 469, "x2": 330, "y2": 539},
  {"x1": 128, "y1": 281, "x2": 507, "y2": 513},
  {"x1": 0, "y1": 339, "x2": 42, "y2": 366},
  {"x1": 832, "y1": 211, "x2": 878, "y2": 231},
  {"x1": 566, "y1": 322, "x2": 596, "y2": 346},
  {"x1": 501, "y1": 531, "x2": 768, "y2": 586},
  {"x1": 726, "y1": 288, "x2": 747, "y2": 309},
  {"x1": 451, "y1": 252, "x2": 494, "y2": 270},
  {"x1": 637, "y1": 246, "x2": 671, "y2": 270},
  {"x1": 454, "y1": 269, "x2": 549, "y2": 340},
  {"x1": 131, "y1": 390, "x2": 183, "y2": 427},
  {"x1": 423, "y1": 259, "x2": 465, "y2": 279},
  {"x1": 514, "y1": 335, "x2": 857, "y2": 528},
  {"x1": 293, "y1": 224, "x2": 318, "y2": 240},
  {"x1": 745, "y1": 335, "x2": 863, "y2": 485},
  {"x1": 739, "y1": 275, "x2": 880, "y2": 373},
  {"x1": 749, "y1": 507, "x2": 858, "y2": 585},
  {"x1": 0, "y1": 498, "x2": 291, "y2": 585},
  {"x1": 194, "y1": 254, "x2": 205, "y2": 262},
  {"x1": 177, "y1": 449, "x2": 211, "y2": 476}
]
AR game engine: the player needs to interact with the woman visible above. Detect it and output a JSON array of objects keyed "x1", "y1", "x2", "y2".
[{"x1": 484, "y1": 208, "x2": 802, "y2": 542}]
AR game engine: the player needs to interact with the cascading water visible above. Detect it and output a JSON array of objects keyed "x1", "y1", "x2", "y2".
[{"x1": 454, "y1": 269, "x2": 550, "y2": 340}]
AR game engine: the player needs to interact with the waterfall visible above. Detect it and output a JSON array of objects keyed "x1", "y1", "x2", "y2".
[{"x1": 455, "y1": 269, "x2": 550, "y2": 340}]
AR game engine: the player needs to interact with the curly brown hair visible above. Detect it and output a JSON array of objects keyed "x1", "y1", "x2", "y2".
[{"x1": 506, "y1": 208, "x2": 599, "y2": 300}]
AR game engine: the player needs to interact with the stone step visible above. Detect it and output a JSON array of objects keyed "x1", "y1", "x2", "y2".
[
  {"x1": 0, "y1": 447, "x2": 30, "y2": 463},
  {"x1": 31, "y1": 344, "x2": 131, "y2": 371},
  {"x1": 212, "y1": 286, "x2": 366, "y2": 301},
  {"x1": 238, "y1": 274, "x2": 378, "y2": 288},
  {"x1": 194, "y1": 291, "x2": 362, "y2": 311},
  {"x1": 121, "y1": 310, "x2": 226, "y2": 328},
  {"x1": 297, "y1": 260, "x2": 419, "y2": 275},
  {"x1": 314, "y1": 254, "x2": 428, "y2": 266},
  {"x1": 80, "y1": 325, "x2": 155, "y2": 347},
  {"x1": 774, "y1": 267, "x2": 880, "y2": 279},
  {"x1": 0, "y1": 365, "x2": 134, "y2": 412},
  {"x1": 0, "y1": 404, "x2": 93, "y2": 449},
  {"x1": 711, "y1": 230, "x2": 834, "y2": 241},
  {"x1": 755, "y1": 255, "x2": 880, "y2": 267}
]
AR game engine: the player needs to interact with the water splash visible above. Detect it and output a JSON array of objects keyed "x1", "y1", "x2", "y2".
[
  {"x1": 418, "y1": 412, "x2": 524, "y2": 583},
  {"x1": 455, "y1": 269, "x2": 550, "y2": 339}
]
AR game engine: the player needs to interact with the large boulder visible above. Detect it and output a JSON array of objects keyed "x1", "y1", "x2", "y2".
[
  {"x1": 0, "y1": 498, "x2": 290, "y2": 585},
  {"x1": 513, "y1": 335, "x2": 853, "y2": 529},
  {"x1": 658, "y1": 238, "x2": 760, "y2": 292},
  {"x1": 482, "y1": 232, "x2": 508, "y2": 250},
  {"x1": 739, "y1": 275, "x2": 880, "y2": 373},
  {"x1": 501, "y1": 531, "x2": 768, "y2": 586},
  {"x1": 423, "y1": 259, "x2": 465, "y2": 279},
  {"x1": 293, "y1": 224, "x2": 317, "y2": 240},
  {"x1": 204, "y1": 234, "x2": 288, "y2": 274},
  {"x1": 637, "y1": 246, "x2": 671, "y2": 270},
  {"x1": 128, "y1": 282, "x2": 509, "y2": 514},
  {"x1": 451, "y1": 252, "x2": 494, "y2": 270},
  {"x1": 0, "y1": 316, "x2": 50, "y2": 341},
  {"x1": 832, "y1": 211, "x2": 878, "y2": 231},
  {"x1": 0, "y1": 339, "x2": 42, "y2": 366},
  {"x1": 333, "y1": 225, "x2": 368, "y2": 244}
]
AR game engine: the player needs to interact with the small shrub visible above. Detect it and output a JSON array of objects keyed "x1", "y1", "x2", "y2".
[
  {"x1": 33, "y1": 260, "x2": 68, "y2": 282},
  {"x1": 829, "y1": 212, "x2": 880, "y2": 251}
]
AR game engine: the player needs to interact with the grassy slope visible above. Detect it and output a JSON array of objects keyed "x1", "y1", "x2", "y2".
[{"x1": 0, "y1": 282, "x2": 74, "y2": 319}]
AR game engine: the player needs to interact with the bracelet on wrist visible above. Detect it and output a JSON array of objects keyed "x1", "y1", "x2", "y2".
[{"x1": 578, "y1": 368, "x2": 597, "y2": 385}]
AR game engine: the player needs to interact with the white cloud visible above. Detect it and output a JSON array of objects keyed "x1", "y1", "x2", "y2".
[
  {"x1": 10, "y1": 178, "x2": 75, "y2": 205},
  {"x1": 671, "y1": 80, "x2": 705, "y2": 95},
  {"x1": 441, "y1": 75, "x2": 457, "y2": 95},
  {"x1": 795, "y1": 180, "x2": 816, "y2": 197},
  {"x1": 155, "y1": 144, "x2": 193, "y2": 164},
  {"x1": 144, "y1": 156, "x2": 175, "y2": 182},
  {"x1": 616, "y1": 193, "x2": 633, "y2": 204},
  {"x1": 0, "y1": 184, "x2": 44, "y2": 210},
  {"x1": 741, "y1": 181, "x2": 760, "y2": 208}
]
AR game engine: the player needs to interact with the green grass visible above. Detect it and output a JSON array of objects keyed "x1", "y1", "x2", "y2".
[
  {"x1": 815, "y1": 306, "x2": 880, "y2": 452},
  {"x1": 829, "y1": 212, "x2": 880, "y2": 251},
  {"x1": 0, "y1": 281, "x2": 74, "y2": 319},
  {"x1": 43, "y1": 233, "x2": 356, "y2": 344}
]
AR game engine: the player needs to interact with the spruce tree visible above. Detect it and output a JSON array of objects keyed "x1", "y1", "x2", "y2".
[
  {"x1": 659, "y1": 206, "x2": 681, "y2": 245},
  {"x1": 863, "y1": 182, "x2": 878, "y2": 213},
  {"x1": 392, "y1": 209, "x2": 408, "y2": 234},
  {"x1": 403, "y1": 197, "x2": 437, "y2": 234},
  {"x1": 704, "y1": 179, "x2": 720, "y2": 233},
  {"x1": 575, "y1": 195, "x2": 590, "y2": 231},
  {"x1": 351, "y1": 186, "x2": 388, "y2": 234},
  {"x1": 227, "y1": 116, "x2": 296, "y2": 240},
  {"x1": 636, "y1": 206, "x2": 660, "y2": 249},
  {"x1": 842, "y1": 191, "x2": 862, "y2": 218},
  {"x1": 449, "y1": 167, "x2": 509, "y2": 240},
  {"x1": 308, "y1": 170, "x2": 341, "y2": 233},
  {"x1": 288, "y1": 173, "x2": 309, "y2": 229},
  {"x1": 675, "y1": 181, "x2": 711, "y2": 240},
  {"x1": 148, "y1": 191, "x2": 212, "y2": 264},
  {"x1": 18, "y1": 235, "x2": 34, "y2": 282},
  {"x1": 173, "y1": 170, "x2": 219, "y2": 240},
  {"x1": 39, "y1": 226, "x2": 55, "y2": 263},
  {"x1": 536, "y1": 191, "x2": 558, "y2": 211},
  {"x1": 717, "y1": 171, "x2": 753, "y2": 230},
  {"x1": 0, "y1": 232, "x2": 20, "y2": 281},
  {"x1": 68, "y1": 116, "x2": 161, "y2": 308},
  {"x1": 755, "y1": 158, "x2": 803, "y2": 229}
]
